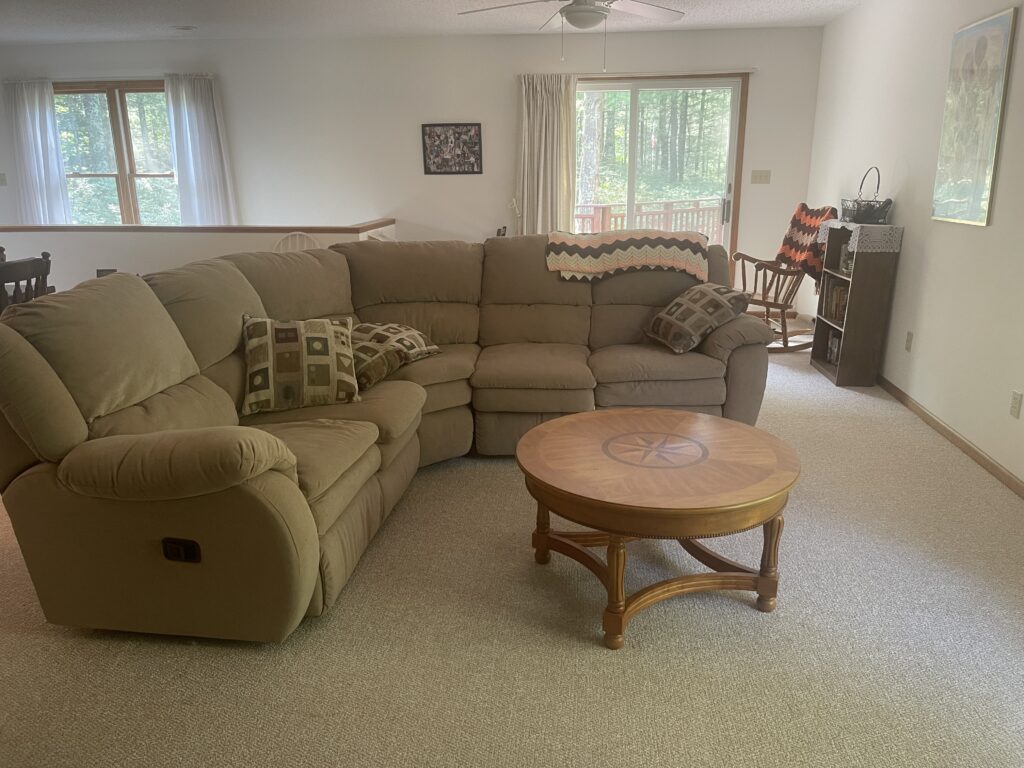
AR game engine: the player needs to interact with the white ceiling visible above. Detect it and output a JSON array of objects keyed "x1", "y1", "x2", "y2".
[{"x1": 0, "y1": 0, "x2": 860, "y2": 44}]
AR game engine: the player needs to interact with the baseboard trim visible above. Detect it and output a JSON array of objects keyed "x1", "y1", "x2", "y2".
[{"x1": 878, "y1": 377, "x2": 1024, "y2": 501}]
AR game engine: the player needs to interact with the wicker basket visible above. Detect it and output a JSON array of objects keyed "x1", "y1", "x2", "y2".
[{"x1": 841, "y1": 166, "x2": 892, "y2": 224}]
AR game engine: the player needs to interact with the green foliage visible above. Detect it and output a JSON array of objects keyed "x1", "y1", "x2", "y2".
[
  {"x1": 575, "y1": 87, "x2": 733, "y2": 208},
  {"x1": 136, "y1": 177, "x2": 181, "y2": 226},
  {"x1": 54, "y1": 90, "x2": 181, "y2": 225},
  {"x1": 54, "y1": 93, "x2": 116, "y2": 174}
]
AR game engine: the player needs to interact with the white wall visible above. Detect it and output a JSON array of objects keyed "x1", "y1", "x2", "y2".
[
  {"x1": 0, "y1": 27, "x2": 823, "y2": 259},
  {"x1": 807, "y1": 0, "x2": 1024, "y2": 480},
  {"x1": 0, "y1": 225, "x2": 392, "y2": 291}
]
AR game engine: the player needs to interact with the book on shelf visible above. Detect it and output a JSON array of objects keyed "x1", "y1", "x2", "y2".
[
  {"x1": 824, "y1": 282, "x2": 849, "y2": 324},
  {"x1": 826, "y1": 329, "x2": 842, "y2": 365}
]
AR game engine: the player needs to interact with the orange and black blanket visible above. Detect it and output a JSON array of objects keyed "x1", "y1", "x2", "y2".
[
  {"x1": 777, "y1": 203, "x2": 838, "y2": 281},
  {"x1": 545, "y1": 229, "x2": 708, "y2": 282}
]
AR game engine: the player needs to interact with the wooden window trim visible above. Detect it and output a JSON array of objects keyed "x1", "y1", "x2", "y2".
[{"x1": 53, "y1": 80, "x2": 173, "y2": 225}]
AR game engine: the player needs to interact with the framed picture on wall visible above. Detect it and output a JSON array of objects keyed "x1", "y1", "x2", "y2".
[
  {"x1": 932, "y1": 7, "x2": 1018, "y2": 226},
  {"x1": 421, "y1": 123, "x2": 483, "y2": 175}
]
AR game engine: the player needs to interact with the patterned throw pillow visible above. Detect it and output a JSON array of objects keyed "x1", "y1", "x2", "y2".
[
  {"x1": 351, "y1": 322, "x2": 440, "y2": 363},
  {"x1": 646, "y1": 284, "x2": 749, "y2": 354},
  {"x1": 241, "y1": 316, "x2": 359, "y2": 415},
  {"x1": 352, "y1": 341, "x2": 405, "y2": 391}
]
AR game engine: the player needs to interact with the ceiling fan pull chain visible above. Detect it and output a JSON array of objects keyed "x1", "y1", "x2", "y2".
[{"x1": 603, "y1": 15, "x2": 608, "y2": 72}]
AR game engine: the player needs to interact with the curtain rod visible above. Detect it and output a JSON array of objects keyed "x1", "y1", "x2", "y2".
[{"x1": 577, "y1": 69, "x2": 755, "y2": 80}]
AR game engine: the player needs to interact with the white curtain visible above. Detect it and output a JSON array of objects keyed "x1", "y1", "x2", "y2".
[
  {"x1": 514, "y1": 74, "x2": 577, "y2": 236},
  {"x1": 4, "y1": 80, "x2": 71, "y2": 225},
  {"x1": 165, "y1": 73, "x2": 239, "y2": 225}
]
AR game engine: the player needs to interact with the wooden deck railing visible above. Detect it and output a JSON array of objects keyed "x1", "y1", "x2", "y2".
[{"x1": 573, "y1": 199, "x2": 724, "y2": 242}]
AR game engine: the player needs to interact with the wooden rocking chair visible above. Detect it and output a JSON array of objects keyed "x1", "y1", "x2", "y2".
[{"x1": 732, "y1": 252, "x2": 812, "y2": 352}]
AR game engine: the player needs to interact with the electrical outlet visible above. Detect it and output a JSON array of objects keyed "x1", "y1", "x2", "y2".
[
  {"x1": 750, "y1": 169, "x2": 772, "y2": 184},
  {"x1": 904, "y1": 331, "x2": 914, "y2": 352},
  {"x1": 1011, "y1": 391, "x2": 1023, "y2": 420}
]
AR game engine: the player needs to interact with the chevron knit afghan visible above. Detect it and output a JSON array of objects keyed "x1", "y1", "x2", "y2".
[
  {"x1": 777, "y1": 203, "x2": 838, "y2": 281},
  {"x1": 546, "y1": 230, "x2": 709, "y2": 282}
]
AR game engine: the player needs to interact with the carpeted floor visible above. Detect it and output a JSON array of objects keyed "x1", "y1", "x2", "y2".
[{"x1": 1, "y1": 353, "x2": 1022, "y2": 767}]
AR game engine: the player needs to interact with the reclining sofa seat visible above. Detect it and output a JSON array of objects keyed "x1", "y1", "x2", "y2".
[
  {"x1": 329, "y1": 240, "x2": 482, "y2": 467},
  {"x1": 470, "y1": 234, "x2": 772, "y2": 454},
  {"x1": 149, "y1": 250, "x2": 425, "y2": 618},
  {"x1": 0, "y1": 273, "x2": 320, "y2": 642}
]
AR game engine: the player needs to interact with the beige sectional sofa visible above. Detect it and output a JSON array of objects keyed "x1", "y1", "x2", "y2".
[{"x1": 0, "y1": 235, "x2": 773, "y2": 642}]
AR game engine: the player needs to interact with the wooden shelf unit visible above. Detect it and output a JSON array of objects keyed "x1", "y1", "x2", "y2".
[{"x1": 810, "y1": 225, "x2": 899, "y2": 386}]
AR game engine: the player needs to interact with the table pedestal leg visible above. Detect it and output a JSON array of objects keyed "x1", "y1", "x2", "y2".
[
  {"x1": 533, "y1": 502, "x2": 550, "y2": 564},
  {"x1": 602, "y1": 537, "x2": 627, "y2": 649},
  {"x1": 756, "y1": 515, "x2": 785, "y2": 612}
]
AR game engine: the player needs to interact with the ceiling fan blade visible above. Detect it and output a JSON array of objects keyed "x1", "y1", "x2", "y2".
[
  {"x1": 538, "y1": 7, "x2": 562, "y2": 30},
  {"x1": 612, "y1": 0, "x2": 685, "y2": 22},
  {"x1": 458, "y1": 0, "x2": 560, "y2": 16}
]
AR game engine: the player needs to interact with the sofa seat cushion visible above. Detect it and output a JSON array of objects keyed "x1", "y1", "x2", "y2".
[
  {"x1": 255, "y1": 419, "x2": 381, "y2": 535},
  {"x1": 240, "y1": 380, "x2": 426, "y2": 443},
  {"x1": 470, "y1": 343, "x2": 595, "y2": 390},
  {"x1": 423, "y1": 380, "x2": 472, "y2": 414},
  {"x1": 473, "y1": 388, "x2": 595, "y2": 413},
  {"x1": 588, "y1": 344, "x2": 726, "y2": 383},
  {"x1": 595, "y1": 380, "x2": 726, "y2": 407},
  {"x1": 388, "y1": 343, "x2": 480, "y2": 387}
]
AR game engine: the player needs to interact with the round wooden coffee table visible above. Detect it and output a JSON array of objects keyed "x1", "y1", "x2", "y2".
[{"x1": 516, "y1": 408, "x2": 800, "y2": 649}]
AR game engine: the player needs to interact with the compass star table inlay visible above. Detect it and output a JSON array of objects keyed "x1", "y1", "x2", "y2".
[
  {"x1": 516, "y1": 408, "x2": 800, "y2": 650},
  {"x1": 602, "y1": 432, "x2": 709, "y2": 468}
]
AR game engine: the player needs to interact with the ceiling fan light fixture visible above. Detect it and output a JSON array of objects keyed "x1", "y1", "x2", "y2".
[{"x1": 560, "y1": 5, "x2": 610, "y2": 30}]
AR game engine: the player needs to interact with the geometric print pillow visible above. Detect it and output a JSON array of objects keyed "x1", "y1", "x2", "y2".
[
  {"x1": 352, "y1": 340, "x2": 405, "y2": 391},
  {"x1": 645, "y1": 284, "x2": 750, "y2": 354},
  {"x1": 240, "y1": 316, "x2": 359, "y2": 416},
  {"x1": 351, "y1": 322, "x2": 440, "y2": 363}
]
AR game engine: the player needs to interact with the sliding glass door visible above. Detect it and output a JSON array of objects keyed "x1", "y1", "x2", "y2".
[{"x1": 575, "y1": 78, "x2": 742, "y2": 249}]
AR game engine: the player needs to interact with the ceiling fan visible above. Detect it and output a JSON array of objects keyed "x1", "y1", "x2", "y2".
[{"x1": 459, "y1": 0, "x2": 685, "y2": 32}]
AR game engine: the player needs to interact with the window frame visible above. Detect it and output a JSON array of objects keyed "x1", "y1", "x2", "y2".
[
  {"x1": 53, "y1": 80, "x2": 175, "y2": 226},
  {"x1": 575, "y1": 72, "x2": 749, "y2": 252}
]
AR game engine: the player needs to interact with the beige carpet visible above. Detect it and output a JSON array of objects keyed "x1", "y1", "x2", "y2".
[{"x1": 1, "y1": 353, "x2": 1022, "y2": 767}]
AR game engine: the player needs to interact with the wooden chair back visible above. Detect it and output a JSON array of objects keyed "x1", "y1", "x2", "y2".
[
  {"x1": 273, "y1": 232, "x2": 322, "y2": 252},
  {"x1": 734, "y1": 253, "x2": 805, "y2": 311},
  {"x1": 732, "y1": 251, "x2": 810, "y2": 352},
  {"x1": 0, "y1": 247, "x2": 53, "y2": 313}
]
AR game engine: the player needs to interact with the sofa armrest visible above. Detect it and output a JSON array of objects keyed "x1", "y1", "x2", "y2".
[
  {"x1": 698, "y1": 314, "x2": 774, "y2": 363},
  {"x1": 57, "y1": 427, "x2": 297, "y2": 501}
]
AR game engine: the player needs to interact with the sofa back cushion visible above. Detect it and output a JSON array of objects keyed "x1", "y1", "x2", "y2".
[
  {"x1": 1, "y1": 273, "x2": 199, "y2": 423},
  {"x1": 588, "y1": 244, "x2": 732, "y2": 348},
  {"x1": 145, "y1": 259, "x2": 266, "y2": 370},
  {"x1": 221, "y1": 250, "x2": 354, "y2": 321},
  {"x1": 590, "y1": 270, "x2": 702, "y2": 348},
  {"x1": 89, "y1": 375, "x2": 239, "y2": 438},
  {"x1": 479, "y1": 235, "x2": 592, "y2": 346},
  {"x1": 706, "y1": 244, "x2": 730, "y2": 287},
  {"x1": 145, "y1": 258, "x2": 266, "y2": 410},
  {"x1": 0, "y1": 323, "x2": 88, "y2": 472},
  {"x1": 335, "y1": 240, "x2": 483, "y2": 344}
]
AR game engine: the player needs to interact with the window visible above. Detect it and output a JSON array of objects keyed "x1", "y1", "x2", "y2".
[
  {"x1": 53, "y1": 81, "x2": 180, "y2": 225},
  {"x1": 574, "y1": 77, "x2": 745, "y2": 248}
]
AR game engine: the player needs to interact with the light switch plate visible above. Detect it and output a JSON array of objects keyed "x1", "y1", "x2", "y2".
[
  {"x1": 905, "y1": 331, "x2": 914, "y2": 352},
  {"x1": 751, "y1": 170, "x2": 772, "y2": 184},
  {"x1": 0, "y1": 172, "x2": 7, "y2": 187},
  {"x1": 1011, "y1": 391, "x2": 1022, "y2": 419}
]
